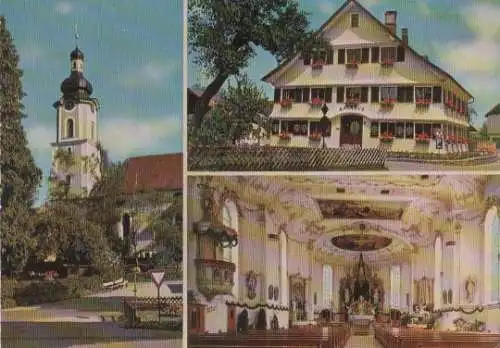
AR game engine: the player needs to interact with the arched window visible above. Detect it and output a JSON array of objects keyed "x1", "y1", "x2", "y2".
[
  {"x1": 66, "y1": 119, "x2": 74, "y2": 138},
  {"x1": 222, "y1": 203, "x2": 234, "y2": 262},
  {"x1": 322, "y1": 264, "x2": 333, "y2": 308},
  {"x1": 390, "y1": 264, "x2": 401, "y2": 308},
  {"x1": 488, "y1": 207, "x2": 500, "y2": 301}
]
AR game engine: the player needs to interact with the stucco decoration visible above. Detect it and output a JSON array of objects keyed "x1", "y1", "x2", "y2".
[{"x1": 465, "y1": 276, "x2": 476, "y2": 303}]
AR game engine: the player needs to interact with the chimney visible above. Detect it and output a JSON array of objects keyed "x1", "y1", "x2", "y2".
[
  {"x1": 385, "y1": 11, "x2": 397, "y2": 35},
  {"x1": 402, "y1": 28, "x2": 408, "y2": 45}
]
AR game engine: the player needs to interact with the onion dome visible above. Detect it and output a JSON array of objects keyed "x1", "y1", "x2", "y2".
[
  {"x1": 70, "y1": 46, "x2": 84, "y2": 60},
  {"x1": 60, "y1": 72, "x2": 93, "y2": 97}
]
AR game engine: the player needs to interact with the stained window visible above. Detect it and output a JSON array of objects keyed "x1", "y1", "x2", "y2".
[
  {"x1": 390, "y1": 265, "x2": 401, "y2": 308},
  {"x1": 323, "y1": 265, "x2": 333, "y2": 307}
]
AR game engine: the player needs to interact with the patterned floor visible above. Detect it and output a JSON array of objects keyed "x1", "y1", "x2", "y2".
[{"x1": 344, "y1": 335, "x2": 383, "y2": 348}]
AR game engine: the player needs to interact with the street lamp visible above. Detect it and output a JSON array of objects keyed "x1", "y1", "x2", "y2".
[{"x1": 320, "y1": 104, "x2": 330, "y2": 149}]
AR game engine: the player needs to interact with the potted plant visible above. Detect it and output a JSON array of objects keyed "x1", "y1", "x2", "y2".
[
  {"x1": 380, "y1": 98, "x2": 396, "y2": 107},
  {"x1": 381, "y1": 58, "x2": 395, "y2": 67},
  {"x1": 416, "y1": 98, "x2": 431, "y2": 106},
  {"x1": 346, "y1": 59, "x2": 359, "y2": 69},
  {"x1": 416, "y1": 132, "x2": 430, "y2": 144},
  {"x1": 309, "y1": 132, "x2": 322, "y2": 141},
  {"x1": 310, "y1": 97, "x2": 323, "y2": 107},
  {"x1": 311, "y1": 58, "x2": 325, "y2": 69},
  {"x1": 279, "y1": 132, "x2": 291, "y2": 141},
  {"x1": 280, "y1": 98, "x2": 293, "y2": 108},
  {"x1": 380, "y1": 132, "x2": 394, "y2": 143}
]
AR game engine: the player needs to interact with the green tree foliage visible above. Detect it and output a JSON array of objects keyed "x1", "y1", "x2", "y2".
[
  {"x1": 188, "y1": 0, "x2": 318, "y2": 129},
  {"x1": 189, "y1": 74, "x2": 271, "y2": 145},
  {"x1": 0, "y1": 16, "x2": 43, "y2": 275}
]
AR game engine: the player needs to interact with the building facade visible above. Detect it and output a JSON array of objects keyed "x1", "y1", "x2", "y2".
[
  {"x1": 263, "y1": 0, "x2": 472, "y2": 153},
  {"x1": 485, "y1": 104, "x2": 500, "y2": 147},
  {"x1": 187, "y1": 175, "x2": 500, "y2": 334},
  {"x1": 50, "y1": 45, "x2": 101, "y2": 195}
]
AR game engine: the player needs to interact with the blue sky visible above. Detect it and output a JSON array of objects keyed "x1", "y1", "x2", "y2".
[
  {"x1": 2, "y1": 0, "x2": 183, "y2": 204},
  {"x1": 188, "y1": 0, "x2": 500, "y2": 129}
]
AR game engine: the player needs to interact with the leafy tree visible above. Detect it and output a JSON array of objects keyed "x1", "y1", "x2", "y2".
[
  {"x1": 188, "y1": 0, "x2": 319, "y2": 129},
  {"x1": 0, "y1": 16, "x2": 43, "y2": 276},
  {"x1": 189, "y1": 74, "x2": 271, "y2": 145}
]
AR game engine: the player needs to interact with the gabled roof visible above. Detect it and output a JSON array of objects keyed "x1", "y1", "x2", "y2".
[
  {"x1": 486, "y1": 103, "x2": 500, "y2": 117},
  {"x1": 124, "y1": 153, "x2": 182, "y2": 194},
  {"x1": 262, "y1": 0, "x2": 473, "y2": 99}
]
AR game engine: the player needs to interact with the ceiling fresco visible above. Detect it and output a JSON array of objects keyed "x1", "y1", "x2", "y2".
[
  {"x1": 331, "y1": 234, "x2": 392, "y2": 251},
  {"x1": 317, "y1": 199, "x2": 407, "y2": 220}
]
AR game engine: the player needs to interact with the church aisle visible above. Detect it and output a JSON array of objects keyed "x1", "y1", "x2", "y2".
[{"x1": 344, "y1": 335, "x2": 383, "y2": 348}]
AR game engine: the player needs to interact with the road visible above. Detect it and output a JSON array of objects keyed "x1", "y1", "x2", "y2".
[
  {"x1": 1, "y1": 282, "x2": 182, "y2": 348},
  {"x1": 386, "y1": 152, "x2": 500, "y2": 171}
]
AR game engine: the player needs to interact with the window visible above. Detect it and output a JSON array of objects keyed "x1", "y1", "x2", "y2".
[
  {"x1": 432, "y1": 87, "x2": 442, "y2": 103},
  {"x1": 67, "y1": 148, "x2": 72, "y2": 154},
  {"x1": 381, "y1": 86, "x2": 397, "y2": 101},
  {"x1": 415, "y1": 123, "x2": 432, "y2": 136},
  {"x1": 360, "y1": 87, "x2": 369, "y2": 103},
  {"x1": 370, "y1": 122, "x2": 379, "y2": 137},
  {"x1": 381, "y1": 122, "x2": 396, "y2": 135},
  {"x1": 282, "y1": 121, "x2": 308, "y2": 136},
  {"x1": 390, "y1": 265, "x2": 401, "y2": 308},
  {"x1": 371, "y1": 47, "x2": 380, "y2": 63},
  {"x1": 65, "y1": 174, "x2": 71, "y2": 186},
  {"x1": 337, "y1": 87, "x2": 345, "y2": 103},
  {"x1": 346, "y1": 87, "x2": 361, "y2": 101},
  {"x1": 282, "y1": 89, "x2": 296, "y2": 101},
  {"x1": 431, "y1": 124, "x2": 442, "y2": 138},
  {"x1": 90, "y1": 121, "x2": 95, "y2": 139},
  {"x1": 302, "y1": 88, "x2": 310, "y2": 103},
  {"x1": 346, "y1": 49, "x2": 361, "y2": 64},
  {"x1": 303, "y1": 52, "x2": 311, "y2": 65},
  {"x1": 396, "y1": 45, "x2": 405, "y2": 62},
  {"x1": 310, "y1": 121, "x2": 331, "y2": 137},
  {"x1": 222, "y1": 205, "x2": 233, "y2": 262},
  {"x1": 395, "y1": 122, "x2": 405, "y2": 138},
  {"x1": 415, "y1": 87, "x2": 432, "y2": 102},
  {"x1": 326, "y1": 48, "x2": 334, "y2": 65},
  {"x1": 66, "y1": 118, "x2": 74, "y2": 138},
  {"x1": 323, "y1": 265, "x2": 333, "y2": 307},
  {"x1": 351, "y1": 13, "x2": 359, "y2": 28},
  {"x1": 371, "y1": 87, "x2": 379, "y2": 103},
  {"x1": 311, "y1": 88, "x2": 332, "y2": 103},
  {"x1": 405, "y1": 123, "x2": 414, "y2": 138},
  {"x1": 271, "y1": 120, "x2": 280, "y2": 135},
  {"x1": 381, "y1": 47, "x2": 397, "y2": 62},
  {"x1": 274, "y1": 89, "x2": 281, "y2": 102},
  {"x1": 397, "y1": 86, "x2": 414, "y2": 103},
  {"x1": 361, "y1": 48, "x2": 370, "y2": 63}
]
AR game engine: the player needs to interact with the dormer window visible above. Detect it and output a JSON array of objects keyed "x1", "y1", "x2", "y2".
[{"x1": 351, "y1": 13, "x2": 359, "y2": 28}]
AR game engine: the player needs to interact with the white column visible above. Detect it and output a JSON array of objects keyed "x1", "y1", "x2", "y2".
[
  {"x1": 453, "y1": 230, "x2": 461, "y2": 305},
  {"x1": 434, "y1": 236, "x2": 442, "y2": 309},
  {"x1": 410, "y1": 252, "x2": 414, "y2": 311},
  {"x1": 484, "y1": 209, "x2": 495, "y2": 304},
  {"x1": 280, "y1": 231, "x2": 288, "y2": 306}
]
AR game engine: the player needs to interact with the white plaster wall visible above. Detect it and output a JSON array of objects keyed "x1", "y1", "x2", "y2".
[{"x1": 458, "y1": 218, "x2": 483, "y2": 305}]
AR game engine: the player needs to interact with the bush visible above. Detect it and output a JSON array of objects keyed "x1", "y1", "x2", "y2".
[
  {"x1": 1, "y1": 278, "x2": 19, "y2": 309},
  {"x1": 15, "y1": 280, "x2": 69, "y2": 306},
  {"x1": 1, "y1": 297, "x2": 17, "y2": 309}
]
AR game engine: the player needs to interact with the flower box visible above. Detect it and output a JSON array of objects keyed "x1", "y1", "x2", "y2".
[
  {"x1": 310, "y1": 98, "x2": 323, "y2": 107},
  {"x1": 380, "y1": 132, "x2": 394, "y2": 142},
  {"x1": 346, "y1": 61, "x2": 359, "y2": 69},
  {"x1": 280, "y1": 99, "x2": 293, "y2": 108},
  {"x1": 416, "y1": 133, "x2": 430, "y2": 143},
  {"x1": 380, "y1": 98, "x2": 396, "y2": 107},
  {"x1": 446, "y1": 135, "x2": 455, "y2": 144},
  {"x1": 309, "y1": 132, "x2": 322, "y2": 141},
  {"x1": 345, "y1": 98, "x2": 359, "y2": 108},
  {"x1": 279, "y1": 133, "x2": 291, "y2": 141},
  {"x1": 381, "y1": 59, "x2": 395, "y2": 67},
  {"x1": 416, "y1": 99, "x2": 432, "y2": 106},
  {"x1": 311, "y1": 59, "x2": 325, "y2": 69},
  {"x1": 445, "y1": 100, "x2": 454, "y2": 108}
]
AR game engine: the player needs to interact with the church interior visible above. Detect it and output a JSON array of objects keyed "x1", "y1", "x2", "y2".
[{"x1": 187, "y1": 174, "x2": 500, "y2": 347}]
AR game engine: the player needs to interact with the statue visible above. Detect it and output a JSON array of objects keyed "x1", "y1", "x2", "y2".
[{"x1": 465, "y1": 277, "x2": 476, "y2": 303}]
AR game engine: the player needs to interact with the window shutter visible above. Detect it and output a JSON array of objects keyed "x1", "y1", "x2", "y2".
[
  {"x1": 326, "y1": 48, "x2": 334, "y2": 65},
  {"x1": 303, "y1": 52, "x2": 311, "y2": 65},
  {"x1": 338, "y1": 49, "x2": 345, "y2": 64},
  {"x1": 274, "y1": 89, "x2": 281, "y2": 102},
  {"x1": 432, "y1": 86, "x2": 442, "y2": 103},
  {"x1": 361, "y1": 48, "x2": 370, "y2": 63},
  {"x1": 371, "y1": 47, "x2": 380, "y2": 63},
  {"x1": 371, "y1": 87, "x2": 379, "y2": 102},
  {"x1": 361, "y1": 87, "x2": 369, "y2": 102},
  {"x1": 302, "y1": 88, "x2": 310, "y2": 103},
  {"x1": 337, "y1": 87, "x2": 345, "y2": 103},
  {"x1": 325, "y1": 87, "x2": 333, "y2": 103},
  {"x1": 397, "y1": 46, "x2": 405, "y2": 62}
]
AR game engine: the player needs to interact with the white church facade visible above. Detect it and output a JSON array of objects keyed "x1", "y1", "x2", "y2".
[
  {"x1": 187, "y1": 175, "x2": 500, "y2": 334},
  {"x1": 263, "y1": 0, "x2": 472, "y2": 153}
]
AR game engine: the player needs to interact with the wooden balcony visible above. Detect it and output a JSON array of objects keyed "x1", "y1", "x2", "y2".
[{"x1": 195, "y1": 259, "x2": 235, "y2": 300}]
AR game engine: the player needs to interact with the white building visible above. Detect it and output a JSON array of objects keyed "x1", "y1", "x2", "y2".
[
  {"x1": 485, "y1": 104, "x2": 500, "y2": 147},
  {"x1": 264, "y1": 0, "x2": 472, "y2": 153},
  {"x1": 50, "y1": 45, "x2": 101, "y2": 196},
  {"x1": 187, "y1": 175, "x2": 500, "y2": 334}
]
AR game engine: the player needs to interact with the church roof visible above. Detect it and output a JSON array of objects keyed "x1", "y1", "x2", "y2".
[
  {"x1": 70, "y1": 46, "x2": 84, "y2": 60},
  {"x1": 261, "y1": 0, "x2": 473, "y2": 99},
  {"x1": 123, "y1": 153, "x2": 182, "y2": 194},
  {"x1": 61, "y1": 71, "x2": 93, "y2": 97}
]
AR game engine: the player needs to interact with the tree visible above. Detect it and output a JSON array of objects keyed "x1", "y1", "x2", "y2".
[
  {"x1": 0, "y1": 16, "x2": 43, "y2": 275},
  {"x1": 189, "y1": 74, "x2": 271, "y2": 145},
  {"x1": 188, "y1": 0, "x2": 319, "y2": 129}
]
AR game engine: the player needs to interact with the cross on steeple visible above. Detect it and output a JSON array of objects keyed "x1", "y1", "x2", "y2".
[{"x1": 74, "y1": 23, "x2": 80, "y2": 47}]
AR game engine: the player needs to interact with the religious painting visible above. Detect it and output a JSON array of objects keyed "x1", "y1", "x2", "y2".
[
  {"x1": 413, "y1": 277, "x2": 434, "y2": 307},
  {"x1": 246, "y1": 271, "x2": 258, "y2": 300},
  {"x1": 317, "y1": 200, "x2": 407, "y2": 220}
]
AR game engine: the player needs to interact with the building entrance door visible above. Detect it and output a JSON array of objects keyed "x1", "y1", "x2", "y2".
[{"x1": 340, "y1": 115, "x2": 363, "y2": 149}]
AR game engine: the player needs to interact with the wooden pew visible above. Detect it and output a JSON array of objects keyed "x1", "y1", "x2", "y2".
[
  {"x1": 189, "y1": 324, "x2": 351, "y2": 348},
  {"x1": 374, "y1": 324, "x2": 500, "y2": 348}
]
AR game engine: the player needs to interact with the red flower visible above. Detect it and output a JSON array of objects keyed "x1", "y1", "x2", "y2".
[
  {"x1": 312, "y1": 59, "x2": 325, "y2": 69},
  {"x1": 310, "y1": 97, "x2": 323, "y2": 106},
  {"x1": 280, "y1": 99, "x2": 293, "y2": 107}
]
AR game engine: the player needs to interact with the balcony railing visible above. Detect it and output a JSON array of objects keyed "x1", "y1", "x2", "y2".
[{"x1": 195, "y1": 259, "x2": 235, "y2": 300}]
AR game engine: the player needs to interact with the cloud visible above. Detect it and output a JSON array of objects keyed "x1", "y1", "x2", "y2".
[
  {"x1": 54, "y1": 1, "x2": 74, "y2": 15},
  {"x1": 99, "y1": 116, "x2": 181, "y2": 159},
  {"x1": 26, "y1": 124, "x2": 54, "y2": 155},
  {"x1": 416, "y1": 2, "x2": 431, "y2": 16},
  {"x1": 121, "y1": 61, "x2": 177, "y2": 87},
  {"x1": 358, "y1": 0, "x2": 380, "y2": 8}
]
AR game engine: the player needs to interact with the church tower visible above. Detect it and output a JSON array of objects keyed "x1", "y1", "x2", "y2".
[{"x1": 50, "y1": 43, "x2": 101, "y2": 196}]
